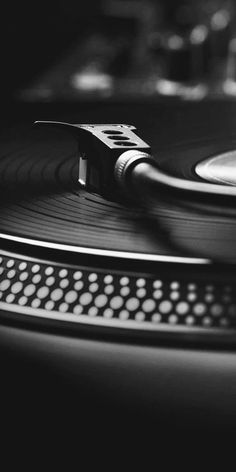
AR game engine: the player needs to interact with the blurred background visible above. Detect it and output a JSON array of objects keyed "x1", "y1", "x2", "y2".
[{"x1": 1, "y1": 0, "x2": 236, "y2": 103}]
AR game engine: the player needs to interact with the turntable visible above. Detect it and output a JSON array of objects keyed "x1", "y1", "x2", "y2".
[{"x1": 3, "y1": 1, "x2": 236, "y2": 436}]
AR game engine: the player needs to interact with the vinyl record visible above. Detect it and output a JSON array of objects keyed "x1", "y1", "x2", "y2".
[{"x1": 0, "y1": 118, "x2": 236, "y2": 264}]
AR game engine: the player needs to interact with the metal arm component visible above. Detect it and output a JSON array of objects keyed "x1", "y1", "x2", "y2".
[
  {"x1": 35, "y1": 121, "x2": 236, "y2": 203},
  {"x1": 35, "y1": 121, "x2": 150, "y2": 196}
]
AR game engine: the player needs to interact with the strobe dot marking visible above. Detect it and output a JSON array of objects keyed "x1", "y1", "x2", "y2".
[
  {"x1": 120, "y1": 286, "x2": 130, "y2": 297},
  {"x1": 46, "y1": 276, "x2": 55, "y2": 287},
  {"x1": 120, "y1": 277, "x2": 129, "y2": 286},
  {"x1": 32, "y1": 264, "x2": 40, "y2": 274},
  {"x1": 65, "y1": 290, "x2": 78, "y2": 304},
  {"x1": 88, "y1": 273, "x2": 98, "y2": 283},
  {"x1": 104, "y1": 275, "x2": 113, "y2": 284},
  {"x1": 7, "y1": 270, "x2": 16, "y2": 279},
  {"x1": 19, "y1": 272, "x2": 29, "y2": 282},
  {"x1": 45, "y1": 300, "x2": 55, "y2": 311},
  {"x1": 159, "y1": 300, "x2": 172, "y2": 314},
  {"x1": 51, "y1": 288, "x2": 64, "y2": 301},
  {"x1": 6, "y1": 259, "x2": 14, "y2": 268},
  {"x1": 59, "y1": 269, "x2": 68, "y2": 278},
  {"x1": 37, "y1": 286, "x2": 49, "y2": 299},
  {"x1": 142, "y1": 299, "x2": 155, "y2": 313},
  {"x1": 110, "y1": 296, "x2": 124, "y2": 310},
  {"x1": 0, "y1": 279, "x2": 11, "y2": 291},
  {"x1": 79, "y1": 292, "x2": 93, "y2": 306},
  {"x1": 73, "y1": 271, "x2": 82, "y2": 280},
  {"x1": 126, "y1": 298, "x2": 140, "y2": 312},
  {"x1": 32, "y1": 274, "x2": 41, "y2": 284},
  {"x1": 94, "y1": 294, "x2": 108, "y2": 308},
  {"x1": 104, "y1": 285, "x2": 114, "y2": 295},
  {"x1": 19, "y1": 296, "x2": 28, "y2": 306},
  {"x1": 45, "y1": 267, "x2": 54, "y2": 276},
  {"x1": 11, "y1": 281, "x2": 23, "y2": 294},
  {"x1": 24, "y1": 284, "x2": 36, "y2": 297},
  {"x1": 19, "y1": 262, "x2": 27, "y2": 271},
  {"x1": 59, "y1": 279, "x2": 69, "y2": 289}
]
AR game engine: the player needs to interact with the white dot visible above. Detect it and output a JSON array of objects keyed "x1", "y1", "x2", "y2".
[
  {"x1": 168, "y1": 314, "x2": 178, "y2": 324},
  {"x1": 120, "y1": 277, "x2": 129, "y2": 286},
  {"x1": 202, "y1": 316, "x2": 212, "y2": 327},
  {"x1": 24, "y1": 284, "x2": 36, "y2": 297},
  {"x1": 79, "y1": 292, "x2": 93, "y2": 306},
  {"x1": 59, "y1": 303, "x2": 69, "y2": 313},
  {"x1": 136, "y1": 278, "x2": 146, "y2": 288},
  {"x1": 170, "y1": 281, "x2": 180, "y2": 290},
  {"x1": 45, "y1": 300, "x2": 55, "y2": 310},
  {"x1": 104, "y1": 285, "x2": 114, "y2": 295},
  {"x1": 159, "y1": 300, "x2": 173, "y2": 314},
  {"x1": 32, "y1": 264, "x2": 40, "y2": 274},
  {"x1": 19, "y1": 296, "x2": 27, "y2": 306},
  {"x1": 170, "y1": 291, "x2": 180, "y2": 301},
  {"x1": 88, "y1": 306, "x2": 98, "y2": 316},
  {"x1": 120, "y1": 287, "x2": 130, "y2": 297},
  {"x1": 0, "y1": 267, "x2": 4, "y2": 275},
  {"x1": 45, "y1": 266, "x2": 54, "y2": 276},
  {"x1": 220, "y1": 318, "x2": 229, "y2": 327},
  {"x1": 19, "y1": 262, "x2": 27, "y2": 271},
  {"x1": 152, "y1": 313, "x2": 161, "y2": 323},
  {"x1": 73, "y1": 305, "x2": 83, "y2": 315},
  {"x1": 176, "y1": 301, "x2": 189, "y2": 315},
  {"x1": 11, "y1": 281, "x2": 23, "y2": 294},
  {"x1": 89, "y1": 283, "x2": 99, "y2": 293},
  {"x1": 19, "y1": 272, "x2": 29, "y2": 282},
  {"x1": 0, "y1": 279, "x2": 11, "y2": 291},
  {"x1": 135, "y1": 312, "x2": 145, "y2": 321},
  {"x1": 126, "y1": 297, "x2": 140, "y2": 312},
  {"x1": 32, "y1": 274, "x2": 41, "y2": 284},
  {"x1": 222, "y1": 295, "x2": 231, "y2": 303},
  {"x1": 6, "y1": 259, "x2": 15, "y2": 268},
  {"x1": 142, "y1": 299, "x2": 155, "y2": 313},
  {"x1": 59, "y1": 279, "x2": 69, "y2": 289},
  {"x1": 73, "y1": 271, "x2": 83, "y2": 280},
  {"x1": 59, "y1": 269, "x2": 68, "y2": 278},
  {"x1": 51, "y1": 288, "x2": 64, "y2": 301},
  {"x1": 210, "y1": 303, "x2": 223, "y2": 317},
  {"x1": 136, "y1": 288, "x2": 147, "y2": 298},
  {"x1": 103, "y1": 308, "x2": 114, "y2": 318},
  {"x1": 187, "y1": 292, "x2": 197, "y2": 302},
  {"x1": 110, "y1": 296, "x2": 124, "y2": 310},
  {"x1": 65, "y1": 290, "x2": 78, "y2": 304},
  {"x1": 104, "y1": 275, "x2": 113, "y2": 284},
  {"x1": 206, "y1": 284, "x2": 214, "y2": 292},
  {"x1": 37, "y1": 286, "x2": 49, "y2": 299},
  {"x1": 153, "y1": 289, "x2": 163, "y2": 300},
  {"x1": 94, "y1": 294, "x2": 108, "y2": 308},
  {"x1": 6, "y1": 293, "x2": 15, "y2": 303},
  {"x1": 119, "y1": 310, "x2": 129, "y2": 320},
  {"x1": 88, "y1": 273, "x2": 98, "y2": 282},
  {"x1": 185, "y1": 315, "x2": 195, "y2": 326},
  {"x1": 204, "y1": 293, "x2": 214, "y2": 303},
  {"x1": 74, "y1": 281, "x2": 84, "y2": 291},
  {"x1": 7, "y1": 269, "x2": 16, "y2": 279},
  {"x1": 46, "y1": 276, "x2": 55, "y2": 287},
  {"x1": 188, "y1": 283, "x2": 197, "y2": 291},
  {"x1": 193, "y1": 303, "x2": 206, "y2": 316},
  {"x1": 153, "y1": 280, "x2": 162, "y2": 289},
  {"x1": 31, "y1": 298, "x2": 41, "y2": 308}
]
